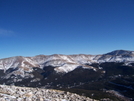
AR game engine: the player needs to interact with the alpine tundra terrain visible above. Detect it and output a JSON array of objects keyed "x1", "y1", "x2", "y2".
[
  {"x1": 0, "y1": 50, "x2": 134, "y2": 101},
  {"x1": 0, "y1": 84, "x2": 96, "y2": 101}
]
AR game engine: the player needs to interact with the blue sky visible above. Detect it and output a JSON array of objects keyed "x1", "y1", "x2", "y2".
[{"x1": 0, "y1": 0, "x2": 134, "y2": 58}]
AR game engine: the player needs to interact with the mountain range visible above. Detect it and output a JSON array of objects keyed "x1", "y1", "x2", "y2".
[
  {"x1": 0, "y1": 50, "x2": 134, "y2": 101},
  {"x1": 0, "y1": 50, "x2": 134, "y2": 74}
]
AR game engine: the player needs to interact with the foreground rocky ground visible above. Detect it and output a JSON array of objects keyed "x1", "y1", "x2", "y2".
[{"x1": 0, "y1": 85, "x2": 97, "y2": 101}]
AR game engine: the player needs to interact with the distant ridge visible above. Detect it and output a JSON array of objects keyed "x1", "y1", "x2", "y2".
[
  {"x1": 105, "y1": 50, "x2": 133, "y2": 56},
  {"x1": 0, "y1": 50, "x2": 133, "y2": 74}
]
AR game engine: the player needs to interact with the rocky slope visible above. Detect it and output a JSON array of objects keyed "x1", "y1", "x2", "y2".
[{"x1": 0, "y1": 84, "x2": 97, "y2": 101}]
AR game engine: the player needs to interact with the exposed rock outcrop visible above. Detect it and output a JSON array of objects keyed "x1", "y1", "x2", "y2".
[{"x1": 0, "y1": 85, "x2": 97, "y2": 101}]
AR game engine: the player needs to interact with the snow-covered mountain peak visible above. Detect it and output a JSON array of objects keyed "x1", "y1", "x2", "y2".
[
  {"x1": 0, "y1": 50, "x2": 134, "y2": 74},
  {"x1": 105, "y1": 50, "x2": 133, "y2": 56},
  {"x1": 0, "y1": 56, "x2": 39, "y2": 72}
]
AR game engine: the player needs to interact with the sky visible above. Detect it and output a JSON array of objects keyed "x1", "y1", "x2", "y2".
[{"x1": 0, "y1": 0, "x2": 134, "y2": 58}]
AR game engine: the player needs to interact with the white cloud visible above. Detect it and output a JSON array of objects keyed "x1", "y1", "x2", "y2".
[{"x1": 0, "y1": 29, "x2": 14, "y2": 36}]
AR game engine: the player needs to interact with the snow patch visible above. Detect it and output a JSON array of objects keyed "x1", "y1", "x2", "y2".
[{"x1": 54, "y1": 64, "x2": 79, "y2": 73}]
